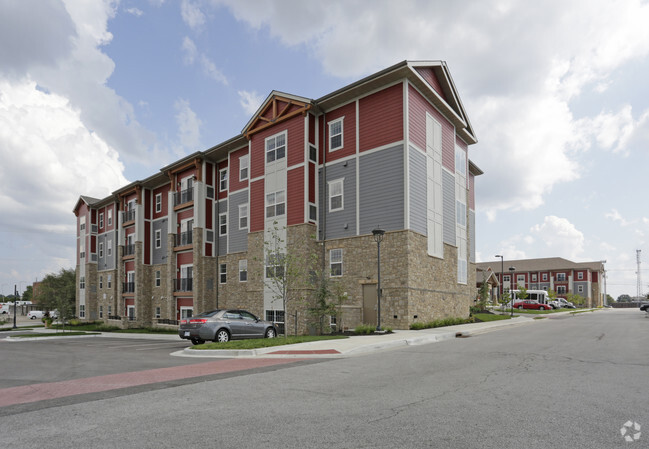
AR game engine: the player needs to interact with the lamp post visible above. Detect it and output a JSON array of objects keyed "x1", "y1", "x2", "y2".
[
  {"x1": 509, "y1": 266, "x2": 516, "y2": 317},
  {"x1": 13, "y1": 284, "x2": 18, "y2": 329},
  {"x1": 372, "y1": 227, "x2": 385, "y2": 332},
  {"x1": 495, "y1": 255, "x2": 504, "y2": 308}
]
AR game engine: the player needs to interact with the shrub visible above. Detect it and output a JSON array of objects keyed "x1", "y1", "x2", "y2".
[
  {"x1": 354, "y1": 323, "x2": 375, "y2": 335},
  {"x1": 409, "y1": 316, "x2": 474, "y2": 330}
]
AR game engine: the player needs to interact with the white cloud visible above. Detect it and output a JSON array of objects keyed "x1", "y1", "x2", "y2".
[
  {"x1": 174, "y1": 98, "x2": 202, "y2": 153},
  {"x1": 181, "y1": 0, "x2": 206, "y2": 30},
  {"x1": 605, "y1": 209, "x2": 632, "y2": 226},
  {"x1": 238, "y1": 90, "x2": 264, "y2": 115},
  {"x1": 126, "y1": 7, "x2": 144, "y2": 17},
  {"x1": 530, "y1": 216, "x2": 585, "y2": 260},
  {"x1": 181, "y1": 36, "x2": 228, "y2": 85},
  {"x1": 181, "y1": 36, "x2": 198, "y2": 65}
]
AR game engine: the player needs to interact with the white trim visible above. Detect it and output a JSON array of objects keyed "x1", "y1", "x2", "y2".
[
  {"x1": 328, "y1": 178, "x2": 344, "y2": 212},
  {"x1": 329, "y1": 248, "x2": 343, "y2": 277},
  {"x1": 219, "y1": 212, "x2": 228, "y2": 236},
  {"x1": 154, "y1": 229, "x2": 162, "y2": 249},
  {"x1": 355, "y1": 99, "x2": 360, "y2": 236},
  {"x1": 239, "y1": 154, "x2": 249, "y2": 182},
  {"x1": 328, "y1": 117, "x2": 344, "y2": 152},
  {"x1": 403, "y1": 80, "x2": 410, "y2": 231},
  {"x1": 265, "y1": 130, "x2": 287, "y2": 164},
  {"x1": 238, "y1": 203, "x2": 249, "y2": 230},
  {"x1": 219, "y1": 168, "x2": 228, "y2": 192},
  {"x1": 155, "y1": 193, "x2": 162, "y2": 213}
]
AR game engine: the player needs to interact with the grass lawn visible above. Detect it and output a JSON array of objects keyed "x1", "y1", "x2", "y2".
[
  {"x1": 194, "y1": 334, "x2": 348, "y2": 350},
  {"x1": 472, "y1": 313, "x2": 511, "y2": 322}
]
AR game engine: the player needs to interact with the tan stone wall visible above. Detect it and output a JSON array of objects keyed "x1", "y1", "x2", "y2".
[{"x1": 96, "y1": 269, "x2": 118, "y2": 320}]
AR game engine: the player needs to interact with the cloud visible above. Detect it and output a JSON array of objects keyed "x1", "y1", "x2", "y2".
[
  {"x1": 181, "y1": 0, "x2": 206, "y2": 30},
  {"x1": 238, "y1": 90, "x2": 264, "y2": 115},
  {"x1": 125, "y1": 7, "x2": 144, "y2": 17},
  {"x1": 210, "y1": 0, "x2": 649, "y2": 216},
  {"x1": 530, "y1": 216, "x2": 585, "y2": 260},
  {"x1": 181, "y1": 36, "x2": 228, "y2": 85},
  {"x1": 174, "y1": 98, "x2": 202, "y2": 153},
  {"x1": 605, "y1": 209, "x2": 632, "y2": 226}
]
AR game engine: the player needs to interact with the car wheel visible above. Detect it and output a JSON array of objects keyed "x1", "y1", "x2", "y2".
[
  {"x1": 215, "y1": 329, "x2": 230, "y2": 343},
  {"x1": 30, "y1": 316, "x2": 36, "y2": 319},
  {"x1": 265, "y1": 327, "x2": 276, "y2": 339},
  {"x1": 190, "y1": 337, "x2": 205, "y2": 345},
  {"x1": 518, "y1": 306, "x2": 524, "y2": 310}
]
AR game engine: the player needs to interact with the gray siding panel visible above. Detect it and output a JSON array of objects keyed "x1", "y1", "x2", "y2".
[
  {"x1": 98, "y1": 230, "x2": 117, "y2": 271},
  {"x1": 469, "y1": 210, "x2": 476, "y2": 263},
  {"x1": 216, "y1": 200, "x2": 228, "y2": 256},
  {"x1": 228, "y1": 190, "x2": 248, "y2": 253},
  {"x1": 442, "y1": 170, "x2": 455, "y2": 245},
  {"x1": 409, "y1": 146, "x2": 427, "y2": 235},
  {"x1": 319, "y1": 159, "x2": 357, "y2": 240},
  {"x1": 359, "y1": 145, "x2": 404, "y2": 234},
  {"x1": 152, "y1": 218, "x2": 168, "y2": 265}
]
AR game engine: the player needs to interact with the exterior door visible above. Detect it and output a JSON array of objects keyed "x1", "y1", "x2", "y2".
[{"x1": 362, "y1": 284, "x2": 378, "y2": 327}]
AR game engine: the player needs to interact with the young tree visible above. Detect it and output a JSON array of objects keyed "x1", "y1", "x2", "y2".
[
  {"x1": 566, "y1": 293, "x2": 585, "y2": 307},
  {"x1": 35, "y1": 268, "x2": 75, "y2": 331},
  {"x1": 22, "y1": 285, "x2": 33, "y2": 303},
  {"x1": 499, "y1": 290, "x2": 511, "y2": 313}
]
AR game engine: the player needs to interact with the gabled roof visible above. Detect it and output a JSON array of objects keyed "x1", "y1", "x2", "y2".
[
  {"x1": 242, "y1": 91, "x2": 313, "y2": 139},
  {"x1": 72, "y1": 195, "x2": 101, "y2": 214},
  {"x1": 477, "y1": 257, "x2": 606, "y2": 273}
]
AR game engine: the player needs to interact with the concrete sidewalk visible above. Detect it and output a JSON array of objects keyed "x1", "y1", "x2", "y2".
[{"x1": 176, "y1": 315, "x2": 535, "y2": 359}]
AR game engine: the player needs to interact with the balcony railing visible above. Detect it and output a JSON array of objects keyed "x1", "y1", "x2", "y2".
[
  {"x1": 123, "y1": 282, "x2": 135, "y2": 293},
  {"x1": 174, "y1": 277, "x2": 193, "y2": 292},
  {"x1": 122, "y1": 209, "x2": 136, "y2": 223},
  {"x1": 175, "y1": 231, "x2": 193, "y2": 247},
  {"x1": 124, "y1": 244, "x2": 135, "y2": 256},
  {"x1": 173, "y1": 188, "x2": 193, "y2": 206}
]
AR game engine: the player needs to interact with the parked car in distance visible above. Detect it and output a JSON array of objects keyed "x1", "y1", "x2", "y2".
[
  {"x1": 640, "y1": 303, "x2": 649, "y2": 312},
  {"x1": 179, "y1": 309, "x2": 278, "y2": 345},
  {"x1": 513, "y1": 300, "x2": 552, "y2": 310},
  {"x1": 27, "y1": 310, "x2": 45, "y2": 319},
  {"x1": 47, "y1": 310, "x2": 59, "y2": 319}
]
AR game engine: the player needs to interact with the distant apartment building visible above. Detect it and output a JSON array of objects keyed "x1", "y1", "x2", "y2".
[
  {"x1": 476, "y1": 257, "x2": 606, "y2": 307},
  {"x1": 73, "y1": 60, "x2": 482, "y2": 332}
]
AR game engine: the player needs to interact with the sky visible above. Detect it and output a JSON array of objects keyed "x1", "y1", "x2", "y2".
[{"x1": 1, "y1": 0, "x2": 649, "y2": 301}]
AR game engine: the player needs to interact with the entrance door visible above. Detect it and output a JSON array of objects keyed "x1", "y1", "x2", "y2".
[{"x1": 362, "y1": 284, "x2": 378, "y2": 327}]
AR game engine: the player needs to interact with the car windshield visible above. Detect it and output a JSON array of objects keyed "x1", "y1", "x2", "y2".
[{"x1": 194, "y1": 309, "x2": 222, "y2": 318}]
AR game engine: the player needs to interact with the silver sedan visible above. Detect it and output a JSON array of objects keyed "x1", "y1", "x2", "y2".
[{"x1": 179, "y1": 309, "x2": 278, "y2": 345}]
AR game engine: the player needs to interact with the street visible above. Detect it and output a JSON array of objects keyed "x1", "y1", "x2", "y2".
[{"x1": 1, "y1": 309, "x2": 647, "y2": 448}]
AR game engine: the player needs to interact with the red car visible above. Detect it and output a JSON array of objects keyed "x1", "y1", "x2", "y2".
[{"x1": 513, "y1": 300, "x2": 551, "y2": 310}]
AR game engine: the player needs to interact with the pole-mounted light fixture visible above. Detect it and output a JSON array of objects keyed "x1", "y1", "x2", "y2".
[{"x1": 372, "y1": 228, "x2": 385, "y2": 332}]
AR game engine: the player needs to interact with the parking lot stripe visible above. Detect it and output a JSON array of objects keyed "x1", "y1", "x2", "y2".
[{"x1": 0, "y1": 358, "x2": 304, "y2": 408}]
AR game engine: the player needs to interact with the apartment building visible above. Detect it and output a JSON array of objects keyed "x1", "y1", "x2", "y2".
[
  {"x1": 73, "y1": 60, "x2": 481, "y2": 332},
  {"x1": 476, "y1": 257, "x2": 606, "y2": 307}
]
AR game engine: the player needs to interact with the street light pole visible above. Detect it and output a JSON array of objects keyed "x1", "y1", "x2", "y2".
[
  {"x1": 13, "y1": 284, "x2": 18, "y2": 329},
  {"x1": 509, "y1": 266, "x2": 516, "y2": 317},
  {"x1": 495, "y1": 255, "x2": 504, "y2": 308},
  {"x1": 372, "y1": 227, "x2": 385, "y2": 332}
]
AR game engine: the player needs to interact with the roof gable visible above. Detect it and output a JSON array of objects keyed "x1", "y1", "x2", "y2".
[{"x1": 243, "y1": 91, "x2": 312, "y2": 139}]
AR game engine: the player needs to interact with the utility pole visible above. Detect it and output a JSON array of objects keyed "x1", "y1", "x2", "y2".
[
  {"x1": 12, "y1": 284, "x2": 17, "y2": 329},
  {"x1": 636, "y1": 250, "x2": 642, "y2": 301}
]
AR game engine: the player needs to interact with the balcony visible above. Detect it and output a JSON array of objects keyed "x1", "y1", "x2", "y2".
[
  {"x1": 173, "y1": 188, "x2": 193, "y2": 207},
  {"x1": 174, "y1": 277, "x2": 193, "y2": 292},
  {"x1": 175, "y1": 231, "x2": 193, "y2": 247},
  {"x1": 124, "y1": 244, "x2": 135, "y2": 257},
  {"x1": 122, "y1": 209, "x2": 136, "y2": 223},
  {"x1": 123, "y1": 282, "x2": 135, "y2": 293}
]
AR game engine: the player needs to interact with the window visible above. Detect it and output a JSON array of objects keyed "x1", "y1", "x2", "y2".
[
  {"x1": 155, "y1": 229, "x2": 162, "y2": 249},
  {"x1": 457, "y1": 240, "x2": 467, "y2": 284},
  {"x1": 239, "y1": 155, "x2": 249, "y2": 181},
  {"x1": 577, "y1": 272, "x2": 584, "y2": 280},
  {"x1": 108, "y1": 305, "x2": 112, "y2": 316},
  {"x1": 99, "y1": 276, "x2": 103, "y2": 289},
  {"x1": 309, "y1": 145, "x2": 317, "y2": 162},
  {"x1": 99, "y1": 213, "x2": 104, "y2": 229},
  {"x1": 309, "y1": 203, "x2": 317, "y2": 222},
  {"x1": 107, "y1": 239, "x2": 112, "y2": 257},
  {"x1": 155, "y1": 307, "x2": 161, "y2": 318},
  {"x1": 239, "y1": 204, "x2": 248, "y2": 230},
  {"x1": 503, "y1": 275, "x2": 510, "y2": 283},
  {"x1": 206, "y1": 186, "x2": 214, "y2": 199},
  {"x1": 557, "y1": 286, "x2": 566, "y2": 294},
  {"x1": 328, "y1": 179, "x2": 344, "y2": 212},
  {"x1": 155, "y1": 193, "x2": 162, "y2": 213},
  {"x1": 107, "y1": 209, "x2": 112, "y2": 226},
  {"x1": 517, "y1": 275, "x2": 525, "y2": 284},
  {"x1": 239, "y1": 259, "x2": 248, "y2": 282},
  {"x1": 206, "y1": 230, "x2": 214, "y2": 243},
  {"x1": 80, "y1": 216, "x2": 86, "y2": 231},
  {"x1": 542, "y1": 273, "x2": 548, "y2": 281},
  {"x1": 266, "y1": 191, "x2": 285, "y2": 218},
  {"x1": 180, "y1": 307, "x2": 193, "y2": 320},
  {"x1": 330, "y1": 249, "x2": 343, "y2": 277},
  {"x1": 556, "y1": 273, "x2": 566, "y2": 281},
  {"x1": 220, "y1": 168, "x2": 228, "y2": 191},
  {"x1": 107, "y1": 274, "x2": 112, "y2": 288},
  {"x1": 578, "y1": 285, "x2": 584, "y2": 293},
  {"x1": 328, "y1": 118, "x2": 344, "y2": 151},
  {"x1": 155, "y1": 270, "x2": 161, "y2": 287},
  {"x1": 80, "y1": 276, "x2": 85, "y2": 289},
  {"x1": 79, "y1": 304, "x2": 85, "y2": 318},
  {"x1": 455, "y1": 146, "x2": 467, "y2": 177},
  {"x1": 532, "y1": 274, "x2": 537, "y2": 281},
  {"x1": 456, "y1": 198, "x2": 467, "y2": 227},
  {"x1": 265, "y1": 131, "x2": 286, "y2": 163},
  {"x1": 99, "y1": 242, "x2": 104, "y2": 259},
  {"x1": 99, "y1": 306, "x2": 103, "y2": 319},
  {"x1": 266, "y1": 310, "x2": 285, "y2": 334},
  {"x1": 266, "y1": 253, "x2": 285, "y2": 279},
  {"x1": 219, "y1": 213, "x2": 227, "y2": 236},
  {"x1": 219, "y1": 263, "x2": 227, "y2": 284}
]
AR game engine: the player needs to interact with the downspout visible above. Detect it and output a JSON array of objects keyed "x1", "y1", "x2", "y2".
[
  {"x1": 321, "y1": 111, "x2": 327, "y2": 274},
  {"x1": 215, "y1": 165, "x2": 220, "y2": 309}
]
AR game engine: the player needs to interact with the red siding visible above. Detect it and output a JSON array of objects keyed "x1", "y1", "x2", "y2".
[
  {"x1": 250, "y1": 180, "x2": 264, "y2": 232},
  {"x1": 144, "y1": 221, "x2": 150, "y2": 264},
  {"x1": 249, "y1": 114, "x2": 306, "y2": 178},
  {"x1": 205, "y1": 162, "x2": 213, "y2": 186},
  {"x1": 144, "y1": 189, "x2": 151, "y2": 220},
  {"x1": 106, "y1": 204, "x2": 115, "y2": 231},
  {"x1": 177, "y1": 251, "x2": 193, "y2": 267},
  {"x1": 415, "y1": 67, "x2": 448, "y2": 102},
  {"x1": 153, "y1": 184, "x2": 169, "y2": 220},
  {"x1": 287, "y1": 168, "x2": 304, "y2": 226},
  {"x1": 206, "y1": 199, "x2": 213, "y2": 229},
  {"x1": 469, "y1": 173, "x2": 475, "y2": 210},
  {"x1": 359, "y1": 84, "x2": 403, "y2": 152},
  {"x1": 323, "y1": 101, "x2": 356, "y2": 162},
  {"x1": 90, "y1": 235, "x2": 96, "y2": 254},
  {"x1": 177, "y1": 208, "x2": 193, "y2": 226},
  {"x1": 592, "y1": 272, "x2": 599, "y2": 282},
  {"x1": 217, "y1": 160, "x2": 228, "y2": 200},
  {"x1": 125, "y1": 260, "x2": 134, "y2": 273},
  {"x1": 308, "y1": 113, "x2": 316, "y2": 146},
  {"x1": 286, "y1": 115, "x2": 306, "y2": 167},
  {"x1": 229, "y1": 146, "x2": 249, "y2": 193},
  {"x1": 408, "y1": 84, "x2": 455, "y2": 171}
]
